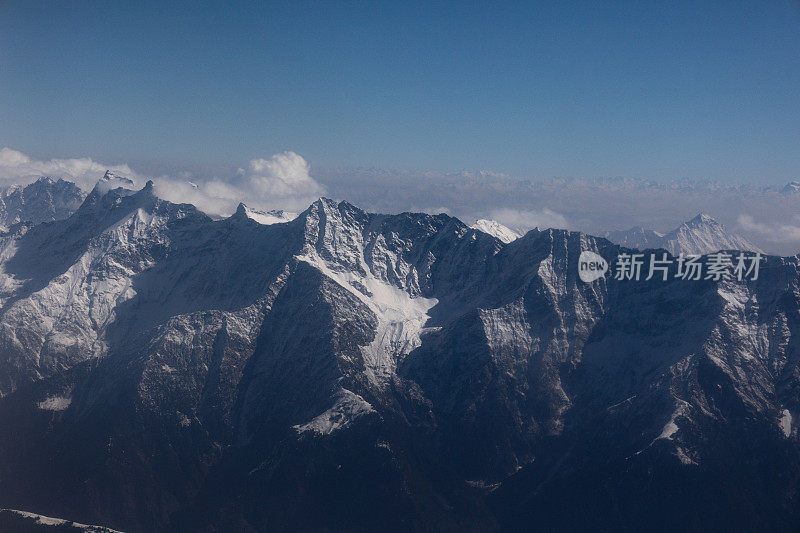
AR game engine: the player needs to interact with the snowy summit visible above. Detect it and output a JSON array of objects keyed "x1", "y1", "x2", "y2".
[
  {"x1": 471, "y1": 219, "x2": 521, "y2": 243},
  {"x1": 603, "y1": 213, "x2": 762, "y2": 255}
]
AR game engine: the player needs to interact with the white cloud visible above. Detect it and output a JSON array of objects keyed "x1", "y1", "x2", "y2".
[
  {"x1": 0, "y1": 147, "x2": 138, "y2": 189},
  {"x1": 412, "y1": 206, "x2": 452, "y2": 216},
  {"x1": 152, "y1": 151, "x2": 325, "y2": 217},
  {"x1": 242, "y1": 151, "x2": 323, "y2": 199},
  {"x1": 489, "y1": 207, "x2": 569, "y2": 232},
  {"x1": 738, "y1": 214, "x2": 800, "y2": 246},
  {"x1": 0, "y1": 147, "x2": 325, "y2": 219}
]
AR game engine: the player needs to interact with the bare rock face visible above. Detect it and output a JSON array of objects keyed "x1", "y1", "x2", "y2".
[{"x1": 0, "y1": 181, "x2": 798, "y2": 531}]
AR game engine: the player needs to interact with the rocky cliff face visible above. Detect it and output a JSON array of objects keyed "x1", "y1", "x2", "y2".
[{"x1": 0, "y1": 180, "x2": 798, "y2": 531}]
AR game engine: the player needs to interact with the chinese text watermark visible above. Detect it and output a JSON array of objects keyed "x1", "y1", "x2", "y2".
[{"x1": 579, "y1": 251, "x2": 764, "y2": 283}]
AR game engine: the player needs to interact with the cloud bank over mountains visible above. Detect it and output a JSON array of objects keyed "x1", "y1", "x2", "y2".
[
  {"x1": 0, "y1": 147, "x2": 138, "y2": 190},
  {"x1": 738, "y1": 214, "x2": 800, "y2": 252},
  {"x1": 0, "y1": 147, "x2": 324, "y2": 218},
  {"x1": 0, "y1": 146, "x2": 798, "y2": 255},
  {"x1": 488, "y1": 207, "x2": 569, "y2": 233},
  {"x1": 152, "y1": 151, "x2": 325, "y2": 216},
  {"x1": 316, "y1": 167, "x2": 800, "y2": 255}
]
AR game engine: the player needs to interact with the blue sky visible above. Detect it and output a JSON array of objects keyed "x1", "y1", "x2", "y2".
[{"x1": 1, "y1": 0, "x2": 799, "y2": 182}]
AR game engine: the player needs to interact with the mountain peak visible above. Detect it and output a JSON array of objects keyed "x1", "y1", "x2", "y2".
[
  {"x1": 604, "y1": 213, "x2": 761, "y2": 255},
  {"x1": 471, "y1": 219, "x2": 521, "y2": 243},
  {"x1": 94, "y1": 170, "x2": 135, "y2": 194},
  {"x1": 232, "y1": 202, "x2": 298, "y2": 225},
  {"x1": 100, "y1": 170, "x2": 131, "y2": 183},
  {"x1": 301, "y1": 197, "x2": 368, "y2": 225},
  {"x1": 0, "y1": 177, "x2": 84, "y2": 229},
  {"x1": 687, "y1": 213, "x2": 717, "y2": 225},
  {"x1": 33, "y1": 176, "x2": 55, "y2": 186},
  {"x1": 310, "y1": 196, "x2": 340, "y2": 210}
]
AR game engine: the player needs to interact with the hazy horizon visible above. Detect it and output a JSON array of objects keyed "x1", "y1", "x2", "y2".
[{"x1": 1, "y1": 145, "x2": 799, "y2": 255}]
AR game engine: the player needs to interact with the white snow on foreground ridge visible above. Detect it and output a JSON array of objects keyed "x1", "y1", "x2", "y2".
[
  {"x1": 0, "y1": 508, "x2": 122, "y2": 532},
  {"x1": 634, "y1": 400, "x2": 697, "y2": 465},
  {"x1": 780, "y1": 409, "x2": 793, "y2": 438},
  {"x1": 296, "y1": 249, "x2": 438, "y2": 386},
  {"x1": 471, "y1": 219, "x2": 521, "y2": 243},
  {"x1": 656, "y1": 401, "x2": 690, "y2": 443},
  {"x1": 292, "y1": 242, "x2": 438, "y2": 434},
  {"x1": 294, "y1": 389, "x2": 375, "y2": 435},
  {"x1": 37, "y1": 395, "x2": 71, "y2": 411},
  {"x1": 5, "y1": 207, "x2": 160, "y2": 371}
]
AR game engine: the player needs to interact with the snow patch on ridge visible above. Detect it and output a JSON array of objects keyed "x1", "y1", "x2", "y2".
[
  {"x1": 471, "y1": 219, "x2": 521, "y2": 243},
  {"x1": 0, "y1": 208, "x2": 162, "y2": 369},
  {"x1": 780, "y1": 409, "x2": 793, "y2": 437},
  {"x1": 0, "y1": 238, "x2": 24, "y2": 304},
  {"x1": 243, "y1": 204, "x2": 297, "y2": 225},
  {"x1": 37, "y1": 395, "x2": 71, "y2": 411},
  {"x1": 657, "y1": 401, "x2": 689, "y2": 441},
  {"x1": 296, "y1": 249, "x2": 438, "y2": 386},
  {"x1": 635, "y1": 400, "x2": 691, "y2": 458},
  {"x1": 659, "y1": 416, "x2": 679, "y2": 440},
  {"x1": 294, "y1": 389, "x2": 375, "y2": 435},
  {"x1": 0, "y1": 508, "x2": 122, "y2": 531}
]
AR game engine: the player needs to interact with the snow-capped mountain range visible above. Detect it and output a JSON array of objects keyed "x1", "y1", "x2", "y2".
[
  {"x1": 471, "y1": 213, "x2": 763, "y2": 256},
  {"x1": 0, "y1": 176, "x2": 83, "y2": 231},
  {"x1": 0, "y1": 175, "x2": 798, "y2": 531},
  {"x1": 603, "y1": 213, "x2": 763, "y2": 255}
]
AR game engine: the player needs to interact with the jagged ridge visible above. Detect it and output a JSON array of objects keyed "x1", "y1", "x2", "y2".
[{"x1": 0, "y1": 181, "x2": 797, "y2": 531}]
